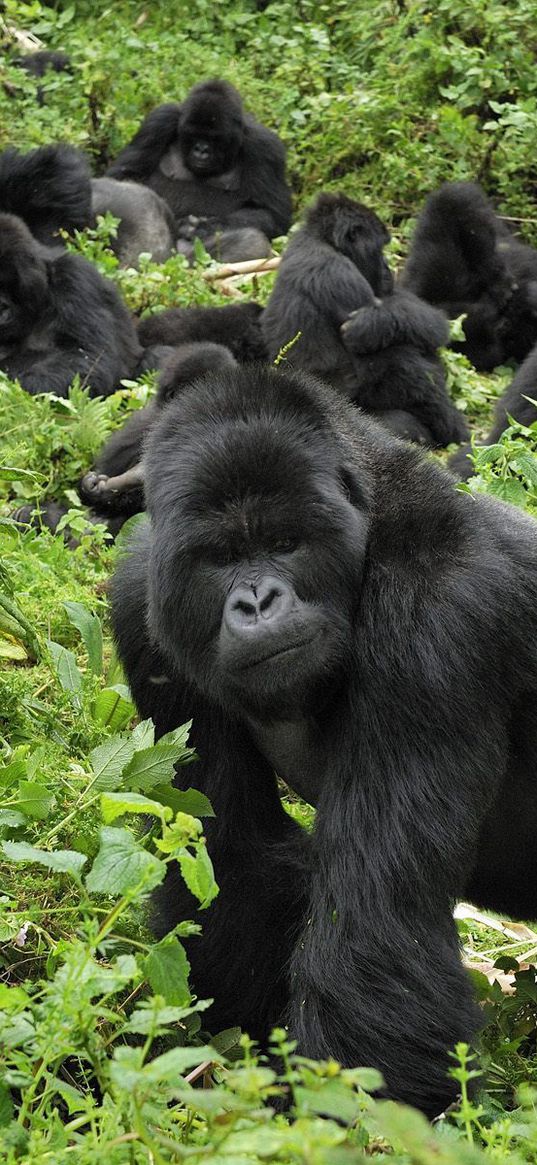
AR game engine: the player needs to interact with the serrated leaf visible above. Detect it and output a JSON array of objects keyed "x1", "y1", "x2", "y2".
[
  {"x1": 122, "y1": 744, "x2": 188, "y2": 792},
  {"x1": 3, "y1": 841, "x2": 87, "y2": 877},
  {"x1": 295, "y1": 1080, "x2": 362, "y2": 1123},
  {"x1": 86, "y1": 827, "x2": 164, "y2": 896},
  {"x1": 89, "y1": 735, "x2": 135, "y2": 791},
  {"x1": 486, "y1": 476, "x2": 528, "y2": 507},
  {"x1": 47, "y1": 640, "x2": 83, "y2": 702},
  {"x1": 144, "y1": 934, "x2": 191, "y2": 1006},
  {"x1": 512, "y1": 451, "x2": 537, "y2": 488},
  {"x1": 101, "y1": 791, "x2": 172, "y2": 824},
  {"x1": 178, "y1": 845, "x2": 218, "y2": 909},
  {"x1": 151, "y1": 785, "x2": 215, "y2": 818},
  {"x1": 159, "y1": 722, "x2": 193, "y2": 751},
  {"x1": 132, "y1": 719, "x2": 155, "y2": 749},
  {"x1": 94, "y1": 685, "x2": 135, "y2": 731},
  {"x1": 64, "y1": 601, "x2": 103, "y2": 676},
  {"x1": 473, "y1": 443, "x2": 504, "y2": 467},
  {"x1": 0, "y1": 810, "x2": 25, "y2": 831},
  {"x1": 13, "y1": 781, "x2": 53, "y2": 821}
]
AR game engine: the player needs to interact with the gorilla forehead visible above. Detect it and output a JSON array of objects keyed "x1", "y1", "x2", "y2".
[
  {"x1": 145, "y1": 366, "x2": 345, "y2": 522},
  {"x1": 181, "y1": 80, "x2": 244, "y2": 132}
]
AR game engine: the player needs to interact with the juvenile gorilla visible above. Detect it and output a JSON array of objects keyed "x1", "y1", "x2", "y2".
[
  {"x1": 263, "y1": 195, "x2": 463, "y2": 445},
  {"x1": 340, "y1": 290, "x2": 468, "y2": 446},
  {"x1": 402, "y1": 182, "x2": 537, "y2": 370},
  {"x1": 0, "y1": 143, "x2": 92, "y2": 245},
  {"x1": 449, "y1": 344, "x2": 537, "y2": 480},
  {"x1": 107, "y1": 80, "x2": 292, "y2": 262},
  {"x1": 91, "y1": 177, "x2": 176, "y2": 268},
  {"x1": 138, "y1": 300, "x2": 266, "y2": 364},
  {"x1": 0, "y1": 214, "x2": 141, "y2": 397},
  {"x1": 113, "y1": 364, "x2": 537, "y2": 1117},
  {"x1": 79, "y1": 342, "x2": 237, "y2": 522}
]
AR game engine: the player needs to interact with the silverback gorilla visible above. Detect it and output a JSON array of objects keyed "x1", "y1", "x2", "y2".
[
  {"x1": 107, "y1": 80, "x2": 292, "y2": 261},
  {"x1": 0, "y1": 214, "x2": 141, "y2": 396},
  {"x1": 112, "y1": 364, "x2": 537, "y2": 1118}
]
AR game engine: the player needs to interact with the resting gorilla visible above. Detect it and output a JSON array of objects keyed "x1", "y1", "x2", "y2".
[
  {"x1": 0, "y1": 214, "x2": 141, "y2": 396},
  {"x1": 262, "y1": 194, "x2": 464, "y2": 445},
  {"x1": 79, "y1": 342, "x2": 238, "y2": 522},
  {"x1": 138, "y1": 300, "x2": 267, "y2": 364},
  {"x1": 107, "y1": 80, "x2": 292, "y2": 262},
  {"x1": 449, "y1": 343, "x2": 537, "y2": 480},
  {"x1": 91, "y1": 178, "x2": 176, "y2": 268},
  {"x1": 113, "y1": 363, "x2": 537, "y2": 1117},
  {"x1": 0, "y1": 143, "x2": 92, "y2": 245},
  {"x1": 401, "y1": 182, "x2": 537, "y2": 370}
]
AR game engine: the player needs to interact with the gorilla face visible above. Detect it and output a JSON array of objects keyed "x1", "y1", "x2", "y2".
[
  {"x1": 146, "y1": 368, "x2": 369, "y2": 720},
  {"x1": 177, "y1": 80, "x2": 245, "y2": 179}
]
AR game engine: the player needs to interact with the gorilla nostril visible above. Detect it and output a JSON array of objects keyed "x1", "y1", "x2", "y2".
[{"x1": 259, "y1": 587, "x2": 281, "y2": 616}]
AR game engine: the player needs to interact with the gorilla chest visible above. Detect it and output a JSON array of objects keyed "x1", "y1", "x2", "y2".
[
  {"x1": 245, "y1": 716, "x2": 324, "y2": 807},
  {"x1": 148, "y1": 149, "x2": 243, "y2": 223}
]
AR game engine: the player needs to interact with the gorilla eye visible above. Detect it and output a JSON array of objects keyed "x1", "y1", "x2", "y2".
[{"x1": 272, "y1": 537, "x2": 297, "y2": 555}]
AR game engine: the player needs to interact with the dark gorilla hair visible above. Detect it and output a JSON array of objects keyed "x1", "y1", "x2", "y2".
[
  {"x1": 0, "y1": 143, "x2": 92, "y2": 245},
  {"x1": 449, "y1": 343, "x2": 537, "y2": 481},
  {"x1": 14, "y1": 49, "x2": 72, "y2": 105},
  {"x1": 340, "y1": 290, "x2": 468, "y2": 446},
  {"x1": 0, "y1": 213, "x2": 141, "y2": 397},
  {"x1": 79, "y1": 342, "x2": 238, "y2": 523},
  {"x1": 138, "y1": 301, "x2": 267, "y2": 364},
  {"x1": 401, "y1": 181, "x2": 537, "y2": 370},
  {"x1": 107, "y1": 79, "x2": 292, "y2": 262},
  {"x1": 91, "y1": 177, "x2": 176, "y2": 268},
  {"x1": 112, "y1": 363, "x2": 537, "y2": 1118}
]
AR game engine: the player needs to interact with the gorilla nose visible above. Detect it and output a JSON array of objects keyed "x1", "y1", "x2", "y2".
[
  {"x1": 224, "y1": 577, "x2": 293, "y2": 636},
  {"x1": 193, "y1": 141, "x2": 210, "y2": 160}
]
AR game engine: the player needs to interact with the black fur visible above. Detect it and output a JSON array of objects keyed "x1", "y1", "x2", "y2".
[
  {"x1": 262, "y1": 193, "x2": 393, "y2": 398},
  {"x1": 107, "y1": 80, "x2": 292, "y2": 258},
  {"x1": 0, "y1": 213, "x2": 141, "y2": 397},
  {"x1": 402, "y1": 181, "x2": 537, "y2": 370},
  {"x1": 79, "y1": 342, "x2": 238, "y2": 521},
  {"x1": 0, "y1": 144, "x2": 92, "y2": 245},
  {"x1": 138, "y1": 301, "x2": 267, "y2": 364},
  {"x1": 340, "y1": 290, "x2": 468, "y2": 446},
  {"x1": 91, "y1": 177, "x2": 176, "y2": 267},
  {"x1": 112, "y1": 363, "x2": 537, "y2": 1117},
  {"x1": 450, "y1": 344, "x2": 537, "y2": 480},
  {"x1": 15, "y1": 50, "x2": 72, "y2": 105}
]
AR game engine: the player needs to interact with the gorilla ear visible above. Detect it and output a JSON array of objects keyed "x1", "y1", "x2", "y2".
[{"x1": 338, "y1": 466, "x2": 368, "y2": 509}]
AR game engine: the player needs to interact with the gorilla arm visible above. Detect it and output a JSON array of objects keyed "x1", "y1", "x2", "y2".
[
  {"x1": 226, "y1": 120, "x2": 292, "y2": 238},
  {"x1": 107, "y1": 104, "x2": 182, "y2": 182}
]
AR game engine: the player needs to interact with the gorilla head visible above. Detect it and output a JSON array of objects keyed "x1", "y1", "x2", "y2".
[
  {"x1": 0, "y1": 215, "x2": 47, "y2": 342},
  {"x1": 305, "y1": 193, "x2": 394, "y2": 295},
  {"x1": 145, "y1": 366, "x2": 369, "y2": 720},
  {"x1": 177, "y1": 80, "x2": 244, "y2": 178}
]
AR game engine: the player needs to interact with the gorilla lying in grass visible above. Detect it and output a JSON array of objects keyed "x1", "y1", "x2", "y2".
[
  {"x1": 0, "y1": 213, "x2": 141, "y2": 397},
  {"x1": 113, "y1": 363, "x2": 537, "y2": 1117},
  {"x1": 449, "y1": 343, "x2": 537, "y2": 480},
  {"x1": 262, "y1": 194, "x2": 465, "y2": 446}
]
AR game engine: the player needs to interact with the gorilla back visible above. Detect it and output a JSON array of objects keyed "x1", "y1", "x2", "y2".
[{"x1": 112, "y1": 364, "x2": 537, "y2": 1118}]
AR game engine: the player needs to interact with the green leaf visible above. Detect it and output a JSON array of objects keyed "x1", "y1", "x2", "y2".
[
  {"x1": 47, "y1": 641, "x2": 83, "y2": 702},
  {"x1": 144, "y1": 934, "x2": 191, "y2": 1006},
  {"x1": 472, "y1": 443, "x2": 504, "y2": 467},
  {"x1": 178, "y1": 845, "x2": 218, "y2": 909},
  {"x1": 0, "y1": 1081, "x2": 13, "y2": 1127},
  {"x1": 101, "y1": 791, "x2": 172, "y2": 824},
  {"x1": 89, "y1": 735, "x2": 135, "y2": 791},
  {"x1": 94, "y1": 685, "x2": 135, "y2": 731},
  {"x1": 295, "y1": 1080, "x2": 362, "y2": 1123},
  {"x1": 512, "y1": 451, "x2": 537, "y2": 488},
  {"x1": 13, "y1": 781, "x2": 53, "y2": 821},
  {"x1": 0, "y1": 810, "x2": 25, "y2": 831},
  {"x1": 485, "y1": 476, "x2": 528, "y2": 507},
  {"x1": 132, "y1": 719, "x2": 155, "y2": 749},
  {"x1": 3, "y1": 841, "x2": 87, "y2": 877},
  {"x1": 63, "y1": 601, "x2": 103, "y2": 676},
  {"x1": 122, "y1": 744, "x2": 189, "y2": 792},
  {"x1": 151, "y1": 785, "x2": 215, "y2": 818},
  {"x1": 86, "y1": 827, "x2": 165, "y2": 896}
]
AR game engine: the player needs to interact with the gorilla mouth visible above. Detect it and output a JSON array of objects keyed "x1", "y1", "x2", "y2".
[{"x1": 237, "y1": 633, "x2": 319, "y2": 672}]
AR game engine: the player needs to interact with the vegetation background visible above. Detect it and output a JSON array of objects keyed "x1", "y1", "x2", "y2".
[{"x1": 2, "y1": 1, "x2": 537, "y2": 1161}]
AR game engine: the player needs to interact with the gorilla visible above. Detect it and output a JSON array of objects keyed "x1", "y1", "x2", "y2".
[
  {"x1": 401, "y1": 182, "x2": 537, "y2": 370},
  {"x1": 0, "y1": 214, "x2": 141, "y2": 397},
  {"x1": 340, "y1": 290, "x2": 468, "y2": 446},
  {"x1": 449, "y1": 344, "x2": 537, "y2": 480},
  {"x1": 14, "y1": 49, "x2": 72, "y2": 105},
  {"x1": 79, "y1": 342, "x2": 238, "y2": 522},
  {"x1": 91, "y1": 178, "x2": 176, "y2": 268},
  {"x1": 138, "y1": 300, "x2": 267, "y2": 364},
  {"x1": 262, "y1": 195, "x2": 463, "y2": 445},
  {"x1": 107, "y1": 80, "x2": 292, "y2": 262},
  {"x1": 113, "y1": 363, "x2": 537, "y2": 1118},
  {"x1": 0, "y1": 143, "x2": 92, "y2": 246}
]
